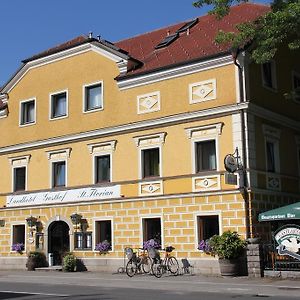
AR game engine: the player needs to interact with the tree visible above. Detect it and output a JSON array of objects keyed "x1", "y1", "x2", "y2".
[{"x1": 193, "y1": 0, "x2": 300, "y2": 63}]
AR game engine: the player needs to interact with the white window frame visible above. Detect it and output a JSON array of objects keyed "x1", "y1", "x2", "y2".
[
  {"x1": 82, "y1": 80, "x2": 104, "y2": 113},
  {"x1": 19, "y1": 98, "x2": 36, "y2": 127},
  {"x1": 49, "y1": 89, "x2": 68, "y2": 120},
  {"x1": 139, "y1": 145, "x2": 162, "y2": 179},
  {"x1": 261, "y1": 60, "x2": 277, "y2": 91},
  {"x1": 263, "y1": 125, "x2": 281, "y2": 174},
  {"x1": 194, "y1": 212, "x2": 222, "y2": 250},
  {"x1": 140, "y1": 215, "x2": 164, "y2": 249},
  {"x1": 50, "y1": 159, "x2": 67, "y2": 188},
  {"x1": 93, "y1": 152, "x2": 112, "y2": 184},
  {"x1": 12, "y1": 165, "x2": 28, "y2": 192},
  {"x1": 93, "y1": 218, "x2": 114, "y2": 252},
  {"x1": 10, "y1": 222, "x2": 26, "y2": 253}
]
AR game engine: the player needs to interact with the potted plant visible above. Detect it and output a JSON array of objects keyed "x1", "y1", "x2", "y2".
[
  {"x1": 11, "y1": 243, "x2": 24, "y2": 254},
  {"x1": 62, "y1": 252, "x2": 77, "y2": 272},
  {"x1": 26, "y1": 251, "x2": 48, "y2": 271},
  {"x1": 208, "y1": 231, "x2": 247, "y2": 276}
]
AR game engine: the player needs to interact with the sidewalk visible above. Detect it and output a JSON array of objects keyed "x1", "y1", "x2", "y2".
[{"x1": 0, "y1": 270, "x2": 300, "y2": 297}]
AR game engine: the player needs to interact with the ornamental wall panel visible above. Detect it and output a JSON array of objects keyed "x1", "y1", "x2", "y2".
[
  {"x1": 189, "y1": 79, "x2": 216, "y2": 104},
  {"x1": 137, "y1": 91, "x2": 160, "y2": 114}
]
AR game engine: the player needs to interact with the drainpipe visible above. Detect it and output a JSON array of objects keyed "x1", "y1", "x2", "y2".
[{"x1": 232, "y1": 49, "x2": 252, "y2": 239}]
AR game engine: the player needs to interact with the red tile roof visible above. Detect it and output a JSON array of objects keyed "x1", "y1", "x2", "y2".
[
  {"x1": 115, "y1": 3, "x2": 270, "y2": 78},
  {"x1": 21, "y1": 3, "x2": 270, "y2": 79}
]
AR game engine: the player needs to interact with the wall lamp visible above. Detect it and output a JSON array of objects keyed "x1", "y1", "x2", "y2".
[
  {"x1": 70, "y1": 213, "x2": 82, "y2": 226},
  {"x1": 0, "y1": 220, "x2": 5, "y2": 227}
]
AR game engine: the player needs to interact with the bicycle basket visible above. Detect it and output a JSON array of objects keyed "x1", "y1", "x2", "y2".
[
  {"x1": 166, "y1": 246, "x2": 175, "y2": 253},
  {"x1": 125, "y1": 247, "x2": 133, "y2": 260},
  {"x1": 148, "y1": 248, "x2": 160, "y2": 259}
]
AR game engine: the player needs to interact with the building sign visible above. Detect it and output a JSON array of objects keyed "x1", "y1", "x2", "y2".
[
  {"x1": 6, "y1": 185, "x2": 121, "y2": 207},
  {"x1": 274, "y1": 225, "x2": 300, "y2": 261}
]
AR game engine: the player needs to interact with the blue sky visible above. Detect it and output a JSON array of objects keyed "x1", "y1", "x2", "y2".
[{"x1": 0, "y1": 0, "x2": 269, "y2": 87}]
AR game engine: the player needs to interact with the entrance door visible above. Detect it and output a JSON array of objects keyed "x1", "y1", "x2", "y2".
[{"x1": 48, "y1": 221, "x2": 70, "y2": 265}]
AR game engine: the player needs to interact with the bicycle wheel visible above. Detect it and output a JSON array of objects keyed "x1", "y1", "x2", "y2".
[
  {"x1": 141, "y1": 256, "x2": 152, "y2": 274},
  {"x1": 126, "y1": 259, "x2": 137, "y2": 277},
  {"x1": 152, "y1": 262, "x2": 163, "y2": 278},
  {"x1": 167, "y1": 256, "x2": 179, "y2": 275}
]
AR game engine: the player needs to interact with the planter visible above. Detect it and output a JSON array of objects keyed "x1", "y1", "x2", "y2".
[{"x1": 219, "y1": 258, "x2": 240, "y2": 276}]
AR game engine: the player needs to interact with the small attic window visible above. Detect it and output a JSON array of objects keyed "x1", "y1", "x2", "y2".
[
  {"x1": 176, "y1": 18, "x2": 198, "y2": 34},
  {"x1": 155, "y1": 33, "x2": 178, "y2": 49}
]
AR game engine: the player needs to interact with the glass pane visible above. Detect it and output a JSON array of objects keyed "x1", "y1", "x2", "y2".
[
  {"x1": 97, "y1": 220, "x2": 112, "y2": 246},
  {"x1": 266, "y1": 141, "x2": 275, "y2": 172},
  {"x1": 53, "y1": 162, "x2": 66, "y2": 187},
  {"x1": 52, "y1": 93, "x2": 66, "y2": 118},
  {"x1": 95, "y1": 155, "x2": 110, "y2": 182},
  {"x1": 143, "y1": 148, "x2": 160, "y2": 178},
  {"x1": 263, "y1": 63, "x2": 273, "y2": 88},
  {"x1": 86, "y1": 233, "x2": 92, "y2": 249},
  {"x1": 86, "y1": 84, "x2": 102, "y2": 110},
  {"x1": 14, "y1": 167, "x2": 26, "y2": 191},
  {"x1": 22, "y1": 101, "x2": 35, "y2": 124},
  {"x1": 143, "y1": 218, "x2": 161, "y2": 245},
  {"x1": 198, "y1": 215, "x2": 219, "y2": 241},
  {"x1": 13, "y1": 225, "x2": 25, "y2": 244},
  {"x1": 196, "y1": 140, "x2": 216, "y2": 172}
]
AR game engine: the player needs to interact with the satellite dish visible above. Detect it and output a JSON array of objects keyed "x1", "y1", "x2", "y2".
[{"x1": 224, "y1": 154, "x2": 238, "y2": 173}]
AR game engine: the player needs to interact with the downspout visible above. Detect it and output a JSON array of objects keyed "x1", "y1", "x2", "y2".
[{"x1": 232, "y1": 49, "x2": 252, "y2": 239}]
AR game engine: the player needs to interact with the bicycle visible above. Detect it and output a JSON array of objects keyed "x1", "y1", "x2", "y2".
[
  {"x1": 150, "y1": 246, "x2": 179, "y2": 278},
  {"x1": 125, "y1": 247, "x2": 152, "y2": 277}
]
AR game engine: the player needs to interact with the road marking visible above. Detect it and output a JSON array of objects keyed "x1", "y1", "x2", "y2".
[{"x1": 0, "y1": 290, "x2": 69, "y2": 297}]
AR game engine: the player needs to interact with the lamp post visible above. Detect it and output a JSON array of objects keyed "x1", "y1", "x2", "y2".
[{"x1": 26, "y1": 216, "x2": 37, "y2": 239}]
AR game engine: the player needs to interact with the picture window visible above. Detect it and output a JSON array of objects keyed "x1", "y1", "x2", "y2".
[
  {"x1": 143, "y1": 217, "x2": 161, "y2": 246},
  {"x1": 195, "y1": 140, "x2": 216, "y2": 172},
  {"x1": 142, "y1": 148, "x2": 160, "y2": 178},
  {"x1": 13, "y1": 166, "x2": 26, "y2": 192},
  {"x1": 84, "y1": 83, "x2": 103, "y2": 112},
  {"x1": 20, "y1": 100, "x2": 35, "y2": 125},
  {"x1": 95, "y1": 220, "x2": 112, "y2": 250},
  {"x1": 52, "y1": 161, "x2": 66, "y2": 187},
  {"x1": 197, "y1": 215, "x2": 219, "y2": 242},
  {"x1": 51, "y1": 92, "x2": 67, "y2": 119}
]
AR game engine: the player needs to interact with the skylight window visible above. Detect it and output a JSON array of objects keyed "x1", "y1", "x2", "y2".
[
  {"x1": 155, "y1": 33, "x2": 179, "y2": 49},
  {"x1": 176, "y1": 18, "x2": 198, "y2": 34}
]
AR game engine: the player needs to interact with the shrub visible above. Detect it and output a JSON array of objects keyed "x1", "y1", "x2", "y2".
[
  {"x1": 62, "y1": 253, "x2": 77, "y2": 272},
  {"x1": 26, "y1": 251, "x2": 48, "y2": 271},
  {"x1": 209, "y1": 231, "x2": 247, "y2": 259}
]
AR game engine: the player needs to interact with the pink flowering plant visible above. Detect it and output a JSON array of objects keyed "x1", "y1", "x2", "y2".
[
  {"x1": 95, "y1": 240, "x2": 111, "y2": 254},
  {"x1": 12, "y1": 243, "x2": 24, "y2": 253}
]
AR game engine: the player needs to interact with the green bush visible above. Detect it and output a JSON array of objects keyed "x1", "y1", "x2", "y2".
[
  {"x1": 209, "y1": 231, "x2": 247, "y2": 259},
  {"x1": 62, "y1": 252, "x2": 77, "y2": 272},
  {"x1": 26, "y1": 251, "x2": 48, "y2": 271}
]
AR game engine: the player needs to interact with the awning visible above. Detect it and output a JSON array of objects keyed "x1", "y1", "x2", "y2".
[{"x1": 258, "y1": 202, "x2": 300, "y2": 222}]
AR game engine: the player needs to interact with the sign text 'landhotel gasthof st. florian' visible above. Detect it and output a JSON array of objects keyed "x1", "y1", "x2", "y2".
[{"x1": 6, "y1": 185, "x2": 121, "y2": 207}]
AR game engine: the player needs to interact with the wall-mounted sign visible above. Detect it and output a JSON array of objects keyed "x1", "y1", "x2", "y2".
[
  {"x1": 224, "y1": 154, "x2": 239, "y2": 173},
  {"x1": 274, "y1": 225, "x2": 300, "y2": 261},
  {"x1": 6, "y1": 185, "x2": 121, "y2": 208}
]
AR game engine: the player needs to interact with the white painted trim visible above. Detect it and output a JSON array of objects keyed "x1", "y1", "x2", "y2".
[
  {"x1": 138, "y1": 145, "x2": 162, "y2": 180},
  {"x1": 140, "y1": 215, "x2": 164, "y2": 249},
  {"x1": 190, "y1": 136, "x2": 220, "y2": 174},
  {"x1": 137, "y1": 91, "x2": 161, "y2": 114},
  {"x1": 92, "y1": 152, "x2": 112, "y2": 184},
  {"x1": 50, "y1": 159, "x2": 67, "y2": 189},
  {"x1": 49, "y1": 89, "x2": 69, "y2": 121},
  {"x1": 82, "y1": 80, "x2": 104, "y2": 113},
  {"x1": 9, "y1": 155, "x2": 31, "y2": 166},
  {"x1": 11, "y1": 165, "x2": 28, "y2": 193},
  {"x1": 138, "y1": 180, "x2": 163, "y2": 196},
  {"x1": 87, "y1": 140, "x2": 117, "y2": 154},
  {"x1": 46, "y1": 148, "x2": 71, "y2": 160},
  {"x1": 19, "y1": 98, "x2": 36, "y2": 127},
  {"x1": 93, "y1": 217, "x2": 114, "y2": 252},
  {"x1": 118, "y1": 55, "x2": 233, "y2": 90},
  {"x1": 185, "y1": 123, "x2": 223, "y2": 139},
  {"x1": 262, "y1": 124, "x2": 281, "y2": 139},
  {"x1": 194, "y1": 211, "x2": 222, "y2": 250},
  {"x1": 2, "y1": 43, "x2": 129, "y2": 94},
  {"x1": 189, "y1": 78, "x2": 216, "y2": 104},
  {"x1": 133, "y1": 132, "x2": 167, "y2": 147},
  {"x1": 0, "y1": 102, "x2": 249, "y2": 154},
  {"x1": 10, "y1": 222, "x2": 26, "y2": 253}
]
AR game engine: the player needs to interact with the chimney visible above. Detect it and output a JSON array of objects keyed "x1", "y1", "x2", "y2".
[{"x1": 89, "y1": 32, "x2": 93, "y2": 39}]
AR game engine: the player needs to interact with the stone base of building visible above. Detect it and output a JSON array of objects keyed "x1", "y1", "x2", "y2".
[
  {"x1": 0, "y1": 257, "x2": 27, "y2": 270},
  {"x1": 264, "y1": 270, "x2": 300, "y2": 279}
]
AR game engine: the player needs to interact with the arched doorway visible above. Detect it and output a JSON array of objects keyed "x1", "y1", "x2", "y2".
[{"x1": 48, "y1": 221, "x2": 70, "y2": 265}]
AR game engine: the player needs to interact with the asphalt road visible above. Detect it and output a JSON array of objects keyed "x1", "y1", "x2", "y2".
[{"x1": 0, "y1": 271, "x2": 299, "y2": 299}]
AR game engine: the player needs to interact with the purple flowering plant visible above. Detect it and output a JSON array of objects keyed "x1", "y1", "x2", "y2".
[
  {"x1": 197, "y1": 239, "x2": 212, "y2": 254},
  {"x1": 143, "y1": 239, "x2": 161, "y2": 250},
  {"x1": 95, "y1": 240, "x2": 111, "y2": 254},
  {"x1": 11, "y1": 243, "x2": 24, "y2": 253}
]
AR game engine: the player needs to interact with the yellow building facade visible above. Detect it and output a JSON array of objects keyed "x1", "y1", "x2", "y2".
[{"x1": 0, "y1": 4, "x2": 299, "y2": 273}]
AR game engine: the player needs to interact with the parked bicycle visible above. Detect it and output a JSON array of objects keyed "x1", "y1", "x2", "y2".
[
  {"x1": 125, "y1": 247, "x2": 152, "y2": 277},
  {"x1": 149, "y1": 246, "x2": 179, "y2": 278}
]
